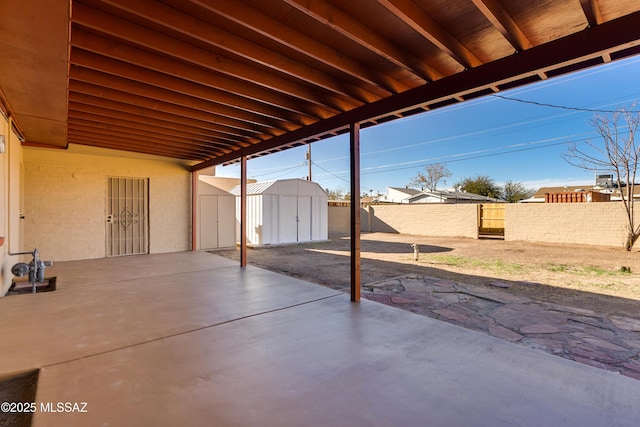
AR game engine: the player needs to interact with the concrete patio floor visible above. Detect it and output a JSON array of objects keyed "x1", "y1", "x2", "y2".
[{"x1": 1, "y1": 251, "x2": 639, "y2": 426}]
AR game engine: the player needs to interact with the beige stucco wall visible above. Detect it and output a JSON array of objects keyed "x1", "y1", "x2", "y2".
[
  {"x1": 505, "y1": 203, "x2": 640, "y2": 248},
  {"x1": 328, "y1": 206, "x2": 350, "y2": 234},
  {"x1": 328, "y1": 206, "x2": 371, "y2": 234},
  {"x1": 22, "y1": 145, "x2": 192, "y2": 261},
  {"x1": 366, "y1": 204, "x2": 478, "y2": 238},
  {"x1": 0, "y1": 117, "x2": 24, "y2": 295}
]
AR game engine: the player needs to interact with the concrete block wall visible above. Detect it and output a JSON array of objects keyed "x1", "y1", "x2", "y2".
[
  {"x1": 366, "y1": 204, "x2": 478, "y2": 238},
  {"x1": 505, "y1": 203, "x2": 640, "y2": 248},
  {"x1": 328, "y1": 206, "x2": 369, "y2": 234},
  {"x1": 23, "y1": 146, "x2": 192, "y2": 261},
  {"x1": 328, "y1": 202, "x2": 640, "y2": 249}
]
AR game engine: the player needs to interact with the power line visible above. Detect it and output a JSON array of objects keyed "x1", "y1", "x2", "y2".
[
  {"x1": 249, "y1": 162, "x2": 306, "y2": 180},
  {"x1": 490, "y1": 94, "x2": 640, "y2": 114},
  {"x1": 311, "y1": 161, "x2": 367, "y2": 191},
  {"x1": 313, "y1": 97, "x2": 639, "y2": 166},
  {"x1": 313, "y1": 133, "x2": 593, "y2": 179},
  {"x1": 312, "y1": 161, "x2": 350, "y2": 184},
  {"x1": 231, "y1": 94, "x2": 639, "y2": 175},
  {"x1": 360, "y1": 140, "x2": 572, "y2": 176}
]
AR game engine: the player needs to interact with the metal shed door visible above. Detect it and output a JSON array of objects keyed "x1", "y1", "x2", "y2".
[
  {"x1": 200, "y1": 195, "x2": 219, "y2": 250},
  {"x1": 279, "y1": 196, "x2": 298, "y2": 243},
  {"x1": 200, "y1": 195, "x2": 235, "y2": 249},
  {"x1": 297, "y1": 197, "x2": 312, "y2": 241},
  {"x1": 106, "y1": 177, "x2": 149, "y2": 256}
]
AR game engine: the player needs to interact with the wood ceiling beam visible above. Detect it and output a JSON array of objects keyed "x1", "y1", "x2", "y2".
[
  {"x1": 68, "y1": 111, "x2": 234, "y2": 152},
  {"x1": 192, "y1": 10, "x2": 640, "y2": 170},
  {"x1": 69, "y1": 128, "x2": 219, "y2": 159},
  {"x1": 282, "y1": 0, "x2": 443, "y2": 81},
  {"x1": 68, "y1": 101, "x2": 242, "y2": 146},
  {"x1": 93, "y1": 0, "x2": 379, "y2": 103},
  {"x1": 379, "y1": 0, "x2": 483, "y2": 68},
  {"x1": 68, "y1": 138, "x2": 200, "y2": 160},
  {"x1": 68, "y1": 121, "x2": 219, "y2": 155},
  {"x1": 72, "y1": 29, "x2": 335, "y2": 120},
  {"x1": 190, "y1": 0, "x2": 406, "y2": 94},
  {"x1": 579, "y1": 0, "x2": 604, "y2": 27},
  {"x1": 471, "y1": 0, "x2": 532, "y2": 52},
  {"x1": 69, "y1": 66, "x2": 289, "y2": 135},
  {"x1": 72, "y1": 3, "x2": 360, "y2": 113},
  {"x1": 70, "y1": 49, "x2": 312, "y2": 127},
  {"x1": 68, "y1": 131, "x2": 209, "y2": 160},
  {"x1": 67, "y1": 130, "x2": 225, "y2": 160},
  {"x1": 69, "y1": 87, "x2": 260, "y2": 143}
]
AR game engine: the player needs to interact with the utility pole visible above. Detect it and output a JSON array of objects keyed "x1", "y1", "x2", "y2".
[{"x1": 306, "y1": 144, "x2": 312, "y2": 181}]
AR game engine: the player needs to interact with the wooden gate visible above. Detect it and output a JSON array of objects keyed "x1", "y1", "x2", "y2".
[{"x1": 478, "y1": 203, "x2": 505, "y2": 237}]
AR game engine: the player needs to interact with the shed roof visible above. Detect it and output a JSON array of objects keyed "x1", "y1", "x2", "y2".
[{"x1": 229, "y1": 179, "x2": 327, "y2": 196}]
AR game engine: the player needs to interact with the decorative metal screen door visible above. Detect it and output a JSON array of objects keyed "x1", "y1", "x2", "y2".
[{"x1": 106, "y1": 177, "x2": 149, "y2": 256}]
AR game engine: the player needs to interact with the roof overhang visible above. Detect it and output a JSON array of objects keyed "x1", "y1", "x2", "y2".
[
  {"x1": 194, "y1": 10, "x2": 640, "y2": 170},
  {"x1": 0, "y1": 1, "x2": 638, "y2": 166}
]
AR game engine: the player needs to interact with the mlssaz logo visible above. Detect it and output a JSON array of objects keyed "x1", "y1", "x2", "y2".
[{"x1": 40, "y1": 402, "x2": 88, "y2": 413}]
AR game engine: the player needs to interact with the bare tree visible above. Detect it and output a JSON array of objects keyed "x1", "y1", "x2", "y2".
[
  {"x1": 410, "y1": 163, "x2": 452, "y2": 191},
  {"x1": 563, "y1": 107, "x2": 640, "y2": 250},
  {"x1": 325, "y1": 187, "x2": 345, "y2": 200}
]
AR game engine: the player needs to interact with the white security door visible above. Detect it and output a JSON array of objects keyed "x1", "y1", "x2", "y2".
[
  {"x1": 106, "y1": 177, "x2": 149, "y2": 256},
  {"x1": 297, "y1": 197, "x2": 312, "y2": 242}
]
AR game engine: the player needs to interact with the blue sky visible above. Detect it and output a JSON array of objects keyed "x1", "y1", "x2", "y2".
[{"x1": 215, "y1": 56, "x2": 640, "y2": 196}]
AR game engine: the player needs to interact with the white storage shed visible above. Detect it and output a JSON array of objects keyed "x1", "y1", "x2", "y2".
[
  {"x1": 230, "y1": 179, "x2": 328, "y2": 246},
  {"x1": 196, "y1": 176, "x2": 237, "y2": 250}
]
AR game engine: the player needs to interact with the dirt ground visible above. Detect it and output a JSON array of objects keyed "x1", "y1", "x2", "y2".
[{"x1": 215, "y1": 233, "x2": 640, "y2": 319}]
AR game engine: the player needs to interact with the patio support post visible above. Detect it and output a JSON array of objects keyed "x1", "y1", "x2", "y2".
[
  {"x1": 350, "y1": 122, "x2": 361, "y2": 302},
  {"x1": 191, "y1": 171, "x2": 197, "y2": 251},
  {"x1": 240, "y1": 155, "x2": 247, "y2": 267}
]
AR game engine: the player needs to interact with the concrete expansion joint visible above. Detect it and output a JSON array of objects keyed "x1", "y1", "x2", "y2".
[{"x1": 42, "y1": 292, "x2": 343, "y2": 371}]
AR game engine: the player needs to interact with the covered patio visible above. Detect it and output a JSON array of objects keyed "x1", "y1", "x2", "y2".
[
  {"x1": 2, "y1": 1, "x2": 640, "y2": 425},
  {"x1": 0, "y1": 251, "x2": 638, "y2": 426},
  {"x1": 1, "y1": 0, "x2": 640, "y2": 293}
]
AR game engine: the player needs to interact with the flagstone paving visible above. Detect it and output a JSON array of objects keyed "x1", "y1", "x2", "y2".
[{"x1": 362, "y1": 274, "x2": 640, "y2": 380}]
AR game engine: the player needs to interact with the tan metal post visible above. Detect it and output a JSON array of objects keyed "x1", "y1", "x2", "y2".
[
  {"x1": 350, "y1": 122, "x2": 361, "y2": 302},
  {"x1": 240, "y1": 156, "x2": 247, "y2": 267},
  {"x1": 191, "y1": 171, "x2": 197, "y2": 251}
]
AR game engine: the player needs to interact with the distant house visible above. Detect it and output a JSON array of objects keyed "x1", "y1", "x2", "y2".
[
  {"x1": 377, "y1": 187, "x2": 422, "y2": 204},
  {"x1": 408, "y1": 189, "x2": 503, "y2": 204},
  {"x1": 521, "y1": 183, "x2": 640, "y2": 203}
]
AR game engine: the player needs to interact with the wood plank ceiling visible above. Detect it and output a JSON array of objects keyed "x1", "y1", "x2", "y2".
[{"x1": 4, "y1": 1, "x2": 640, "y2": 169}]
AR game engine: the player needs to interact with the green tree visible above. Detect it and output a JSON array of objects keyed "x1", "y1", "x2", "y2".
[
  {"x1": 456, "y1": 175, "x2": 502, "y2": 199},
  {"x1": 410, "y1": 163, "x2": 452, "y2": 191},
  {"x1": 502, "y1": 181, "x2": 535, "y2": 203}
]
